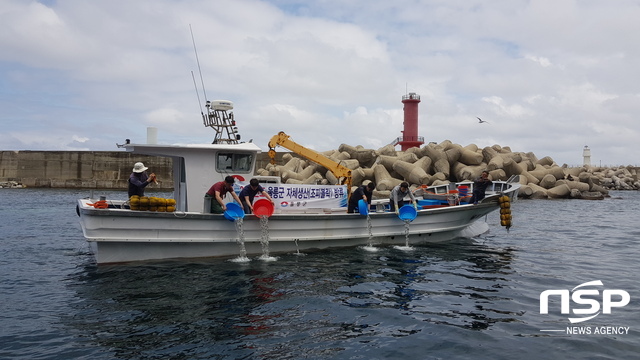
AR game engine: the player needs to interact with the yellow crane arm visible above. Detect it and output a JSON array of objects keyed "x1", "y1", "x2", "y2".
[{"x1": 268, "y1": 131, "x2": 352, "y2": 195}]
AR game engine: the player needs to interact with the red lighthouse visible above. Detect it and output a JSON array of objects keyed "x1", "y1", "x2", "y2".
[{"x1": 396, "y1": 92, "x2": 424, "y2": 151}]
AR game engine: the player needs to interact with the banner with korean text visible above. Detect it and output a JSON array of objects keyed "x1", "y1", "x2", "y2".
[{"x1": 262, "y1": 184, "x2": 348, "y2": 210}]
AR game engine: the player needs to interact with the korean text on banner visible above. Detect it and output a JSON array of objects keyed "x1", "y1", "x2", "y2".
[{"x1": 266, "y1": 184, "x2": 348, "y2": 210}]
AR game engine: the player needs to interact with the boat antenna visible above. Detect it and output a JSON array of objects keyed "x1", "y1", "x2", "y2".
[
  {"x1": 190, "y1": 24, "x2": 208, "y2": 103},
  {"x1": 191, "y1": 70, "x2": 203, "y2": 115},
  {"x1": 188, "y1": 24, "x2": 239, "y2": 144}
]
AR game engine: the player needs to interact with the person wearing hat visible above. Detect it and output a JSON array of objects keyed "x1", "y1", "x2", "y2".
[
  {"x1": 205, "y1": 175, "x2": 243, "y2": 214},
  {"x1": 128, "y1": 162, "x2": 157, "y2": 197}
]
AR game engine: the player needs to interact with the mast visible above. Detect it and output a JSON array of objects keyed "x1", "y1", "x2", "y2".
[
  {"x1": 190, "y1": 25, "x2": 242, "y2": 144},
  {"x1": 202, "y1": 100, "x2": 240, "y2": 144}
]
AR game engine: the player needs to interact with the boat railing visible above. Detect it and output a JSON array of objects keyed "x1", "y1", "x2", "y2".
[{"x1": 392, "y1": 135, "x2": 425, "y2": 144}]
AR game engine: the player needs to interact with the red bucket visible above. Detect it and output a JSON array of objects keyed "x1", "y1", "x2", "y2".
[{"x1": 253, "y1": 199, "x2": 274, "y2": 217}]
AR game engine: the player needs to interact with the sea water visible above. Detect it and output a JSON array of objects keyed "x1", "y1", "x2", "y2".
[{"x1": 1, "y1": 188, "x2": 639, "y2": 359}]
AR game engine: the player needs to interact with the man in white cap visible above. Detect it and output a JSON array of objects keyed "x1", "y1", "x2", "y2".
[{"x1": 128, "y1": 162, "x2": 157, "y2": 197}]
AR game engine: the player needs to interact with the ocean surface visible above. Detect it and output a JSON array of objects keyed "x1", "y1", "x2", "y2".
[{"x1": 1, "y1": 188, "x2": 639, "y2": 360}]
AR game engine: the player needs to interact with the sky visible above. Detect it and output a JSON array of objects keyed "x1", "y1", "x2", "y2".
[{"x1": 1, "y1": 0, "x2": 639, "y2": 167}]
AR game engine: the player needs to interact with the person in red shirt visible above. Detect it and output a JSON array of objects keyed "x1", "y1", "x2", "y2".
[{"x1": 205, "y1": 176, "x2": 243, "y2": 214}]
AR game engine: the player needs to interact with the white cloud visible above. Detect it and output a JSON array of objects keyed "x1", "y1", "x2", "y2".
[
  {"x1": 71, "y1": 135, "x2": 89, "y2": 143},
  {"x1": 0, "y1": 0, "x2": 639, "y2": 166},
  {"x1": 481, "y1": 96, "x2": 532, "y2": 118},
  {"x1": 525, "y1": 54, "x2": 552, "y2": 67}
]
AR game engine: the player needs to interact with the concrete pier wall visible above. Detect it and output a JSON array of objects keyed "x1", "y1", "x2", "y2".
[
  {"x1": 0, "y1": 150, "x2": 283, "y2": 189},
  {"x1": 0, "y1": 151, "x2": 174, "y2": 189}
]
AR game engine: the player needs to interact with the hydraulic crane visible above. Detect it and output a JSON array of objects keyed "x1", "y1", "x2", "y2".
[{"x1": 267, "y1": 131, "x2": 352, "y2": 197}]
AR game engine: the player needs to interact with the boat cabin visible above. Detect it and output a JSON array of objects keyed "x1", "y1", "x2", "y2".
[{"x1": 124, "y1": 142, "x2": 262, "y2": 212}]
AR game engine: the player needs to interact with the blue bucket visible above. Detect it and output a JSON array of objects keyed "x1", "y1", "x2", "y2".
[
  {"x1": 398, "y1": 205, "x2": 417, "y2": 222},
  {"x1": 223, "y1": 203, "x2": 245, "y2": 221},
  {"x1": 358, "y1": 199, "x2": 369, "y2": 215}
]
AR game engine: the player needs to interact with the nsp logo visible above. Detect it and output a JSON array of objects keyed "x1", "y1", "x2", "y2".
[{"x1": 540, "y1": 280, "x2": 630, "y2": 323}]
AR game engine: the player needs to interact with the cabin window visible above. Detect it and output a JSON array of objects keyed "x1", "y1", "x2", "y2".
[{"x1": 216, "y1": 153, "x2": 253, "y2": 172}]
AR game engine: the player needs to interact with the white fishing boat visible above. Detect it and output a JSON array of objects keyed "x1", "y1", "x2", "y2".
[
  {"x1": 76, "y1": 142, "x2": 519, "y2": 263},
  {"x1": 76, "y1": 101, "x2": 520, "y2": 264}
]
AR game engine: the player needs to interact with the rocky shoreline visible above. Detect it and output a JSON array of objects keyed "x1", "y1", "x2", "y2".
[
  {"x1": 257, "y1": 141, "x2": 639, "y2": 200},
  {"x1": 0, "y1": 181, "x2": 25, "y2": 189}
]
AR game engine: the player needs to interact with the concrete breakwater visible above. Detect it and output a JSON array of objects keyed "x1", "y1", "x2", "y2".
[
  {"x1": 258, "y1": 141, "x2": 639, "y2": 200},
  {"x1": 0, "y1": 150, "x2": 286, "y2": 190},
  {"x1": 0, "y1": 151, "x2": 174, "y2": 190},
  {"x1": 1, "y1": 148, "x2": 638, "y2": 200}
]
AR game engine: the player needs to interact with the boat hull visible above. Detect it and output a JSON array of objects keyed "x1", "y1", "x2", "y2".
[{"x1": 78, "y1": 196, "x2": 502, "y2": 264}]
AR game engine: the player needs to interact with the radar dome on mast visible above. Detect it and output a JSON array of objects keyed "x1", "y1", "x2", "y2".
[{"x1": 210, "y1": 100, "x2": 234, "y2": 111}]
